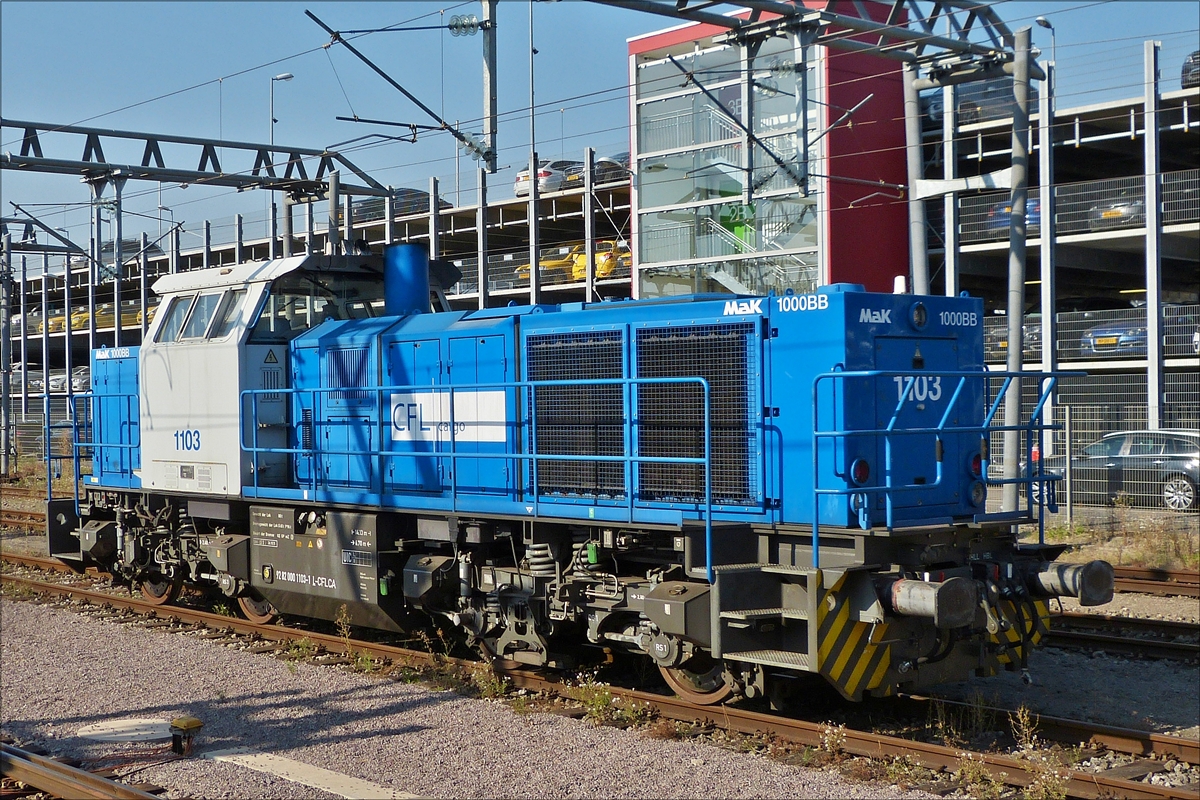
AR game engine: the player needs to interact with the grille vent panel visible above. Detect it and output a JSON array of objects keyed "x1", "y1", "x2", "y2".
[
  {"x1": 635, "y1": 323, "x2": 758, "y2": 506},
  {"x1": 328, "y1": 347, "x2": 369, "y2": 401},
  {"x1": 526, "y1": 331, "x2": 626, "y2": 497}
]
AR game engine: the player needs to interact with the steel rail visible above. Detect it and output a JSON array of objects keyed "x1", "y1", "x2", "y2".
[
  {"x1": 1046, "y1": 612, "x2": 1199, "y2": 661},
  {"x1": 0, "y1": 510, "x2": 45, "y2": 527},
  {"x1": 609, "y1": 690, "x2": 1197, "y2": 800},
  {"x1": 1113, "y1": 567, "x2": 1200, "y2": 598},
  {"x1": 897, "y1": 695, "x2": 1200, "y2": 765},
  {"x1": 1, "y1": 563, "x2": 1196, "y2": 799},
  {"x1": 1, "y1": 744, "x2": 160, "y2": 800}
]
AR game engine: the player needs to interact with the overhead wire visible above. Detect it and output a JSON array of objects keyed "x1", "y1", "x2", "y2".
[{"x1": 9, "y1": 0, "x2": 1193, "y2": 242}]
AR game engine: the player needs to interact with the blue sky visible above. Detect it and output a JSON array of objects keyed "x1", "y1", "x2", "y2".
[{"x1": 1, "y1": 1, "x2": 1196, "y2": 247}]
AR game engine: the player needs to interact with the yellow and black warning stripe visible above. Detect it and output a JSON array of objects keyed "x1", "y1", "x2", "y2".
[
  {"x1": 989, "y1": 597, "x2": 1051, "y2": 668},
  {"x1": 815, "y1": 571, "x2": 892, "y2": 701}
]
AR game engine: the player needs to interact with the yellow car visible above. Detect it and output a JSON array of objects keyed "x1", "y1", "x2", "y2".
[
  {"x1": 40, "y1": 310, "x2": 68, "y2": 333},
  {"x1": 517, "y1": 244, "x2": 585, "y2": 282},
  {"x1": 571, "y1": 240, "x2": 631, "y2": 281},
  {"x1": 69, "y1": 308, "x2": 93, "y2": 330}
]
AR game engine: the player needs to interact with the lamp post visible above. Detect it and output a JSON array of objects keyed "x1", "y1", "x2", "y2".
[
  {"x1": 270, "y1": 73, "x2": 294, "y2": 147},
  {"x1": 1035, "y1": 17, "x2": 1055, "y2": 92}
]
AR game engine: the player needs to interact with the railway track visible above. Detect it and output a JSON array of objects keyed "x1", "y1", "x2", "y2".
[
  {"x1": 1048, "y1": 612, "x2": 1200, "y2": 661},
  {"x1": 0, "y1": 487, "x2": 44, "y2": 500},
  {"x1": 1, "y1": 743, "x2": 161, "y2": 799},
  {"x1": 0, "y1": 509, "x2": 46, "y2": 527},
  {"x1": 1114, "y1": 566, "x2": 1200, "y2": 598},
  {"x1": 1, "y1": 554, "x2": 1195, "y2": 800}
]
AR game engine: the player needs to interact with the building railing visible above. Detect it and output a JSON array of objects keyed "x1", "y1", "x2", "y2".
[
  {"x1": 959, "y1": 169, "x2": 1198, "y2": 244},
  {"x1": 983, "y1": 303, "x2": 1200, "y2": 363}
]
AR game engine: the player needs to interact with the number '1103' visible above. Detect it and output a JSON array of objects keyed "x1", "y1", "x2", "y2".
[{"x1": 174, "y1": 430, "x2": 201, "y2": 451}]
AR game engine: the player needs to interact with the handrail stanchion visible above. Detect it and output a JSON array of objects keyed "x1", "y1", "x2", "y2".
[
  {"x1": 624, "y1": 378, "x2": 633, "y2": 522},
  {"x1": 530, "y1": 384, "x2": 539, "y2": 518},
  {"x1": 449, "y1": 385, "x2": 458, "y2": 512},
  {"x1": 811, "y1": 379, "x2": 820, "y2": 570},
  {"x1": 703, "y1": 380, "x2": 713, "y2": 584}
]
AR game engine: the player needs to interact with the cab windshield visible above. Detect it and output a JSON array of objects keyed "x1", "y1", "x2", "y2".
[{"x1": 248, "y1": 270, "x2": 384, "y2": 343}]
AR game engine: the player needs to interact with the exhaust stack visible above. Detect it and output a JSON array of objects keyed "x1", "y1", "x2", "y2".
[{"x1": 384, "y1": 244, "x2": 430, "y2": 316}]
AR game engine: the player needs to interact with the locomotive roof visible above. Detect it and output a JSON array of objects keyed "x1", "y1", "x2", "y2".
[{"x1": 151, "y1": 254, "x2": 381, "y2": 296}]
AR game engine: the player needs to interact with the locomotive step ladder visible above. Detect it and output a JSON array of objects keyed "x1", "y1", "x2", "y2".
[{"x1": 711, "y1": 562, "x2": 818, "y2": 672}]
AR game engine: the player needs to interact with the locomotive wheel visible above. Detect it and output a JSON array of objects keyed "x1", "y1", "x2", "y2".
[
  {"x1": 139, "y1": 574, "x2": 182, "y2": 606},
  {"x1": 659, "y1": 652, "x2": 734, "y2": 705},
  {"x1": 237, "y1": 593, "x2": 278, "y2": 625}
]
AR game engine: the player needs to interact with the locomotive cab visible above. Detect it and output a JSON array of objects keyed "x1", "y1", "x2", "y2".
[{"x1": 137, "y1": 254, "x2": 384, "y2": 497}]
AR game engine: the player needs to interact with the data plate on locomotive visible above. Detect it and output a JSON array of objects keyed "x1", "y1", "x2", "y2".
[{"x1": 248, "y1": 506, "x2": 379, "y2": 603}]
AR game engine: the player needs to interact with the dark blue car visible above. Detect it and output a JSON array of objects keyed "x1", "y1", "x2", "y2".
[
  {"x1": 1080, "y1": 306, "x2": 1200, "y2": 358},
  {"x1": 987, "y1": 197, "x2": 1042, "y2": 233}
]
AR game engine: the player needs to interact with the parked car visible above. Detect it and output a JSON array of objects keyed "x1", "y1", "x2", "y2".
[
  {"x1": 70, "y1": 366, "x2": 91, "y2": 393},
  {"x1": 1183, "y1": 50, "x2": 1200, "y2": 90},
  {"x1": 986, "y1": 196, "x2": 1042, "y2": 233},
  {"x1": 562, "y1": 152, "x2": 631, "y2": 188},
  {"x1": 1030, "y1": 430, "x2": 1198, "y2": 512},
  {"x1": 1079, "y1": 305, "x2": 1200, "y2": 358},
  {"x1": 516, "y1": 244, "x2": 584, "y2": 281},
  {"x1": 352, "y1": 188, "x2": 451, "y2": 222},
  {"x1": 514, "y1": 159, "x2": 584, "y2": 196},
  {"x1": 38, "y1": 308, "x2": 67, "y2": 333},
  {"x1": 1087, "y1": 192, "x2": 1145, "y2": 231},
  {"x1": 984, "y1": 297, "x2": 1132, "y2": 358},
  {"x1": 47, "y1": 370, "x2": 69, "y2": 393},
  {"x1": 921, "y1": 77, "x2": 1039, "y2": 128},
  {"x1": 8, "y1": 362, "x2": 43, "y2": 392},
  {"x1": 570, "y1": 240, "x2": 631, "y2": 281}
]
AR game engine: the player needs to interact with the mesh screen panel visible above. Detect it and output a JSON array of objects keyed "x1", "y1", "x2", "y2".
[
  {"x1": 328, "y1": 347, "x2": 369, "y2": 401},
  {"x1": 635, "y1": 323, "x2": 758, "y2": 506},
  {"x1": 526, "y1": 331, "x2": 626, "y2": 497}
]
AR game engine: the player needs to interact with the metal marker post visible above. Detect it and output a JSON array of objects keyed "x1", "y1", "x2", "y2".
[
  {"x1": 1001, "y1": 27, "x2": 1032, "y2": 512},
  {"x1": 903, "y1": 62, "x2": 929, "y2": 295},
  {"x1": 1064, "y1": 404, "x2": 1073, "y2": 529},
  {"x1": 1, "y1": 234, "x2": 11, "y2": 474},
  {"x1": 477, "y1": 167, "x2": 489, "y2": 309},
  {"x1": 235, "y1": 214, "x2": 244, "y2": 263},
  {"x1": 583, "y1": 148, "x2": 595, "y2": 302}
]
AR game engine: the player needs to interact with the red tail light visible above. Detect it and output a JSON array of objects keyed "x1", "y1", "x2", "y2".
[
  {"x1": 970, "y1": 453, "x2": 982, "y2": 478},
  {"x1": 537, "y1": 170, "x2": 551, "y2": 178},
  {"x1": 850, "y1": 459, "x2": 870, "y2": 485}
]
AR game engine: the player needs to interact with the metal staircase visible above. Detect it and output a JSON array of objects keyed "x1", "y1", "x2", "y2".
[{"x1": 710, "y1": 562, "x2": 817, "y2": 671}]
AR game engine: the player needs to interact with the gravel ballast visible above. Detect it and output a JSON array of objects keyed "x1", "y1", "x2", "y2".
[{"x1": 1, "y1": 599, "x2": 934, "y2": 799}]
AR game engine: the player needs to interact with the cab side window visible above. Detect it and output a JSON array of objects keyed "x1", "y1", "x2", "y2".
[
  {"x1": 210, "y1": 290, "x2": 248, "y2": 339},
  {"x1": 155, "y1": 295, "x2": 195, "y2": 343},
  {"x1": 180, "y1": 292, "x2": 225, "y2": 340}
]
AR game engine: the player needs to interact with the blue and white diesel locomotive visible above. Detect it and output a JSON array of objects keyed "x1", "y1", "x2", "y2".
[{"x1": 49, "y1": 246, "x2": 1113, "y2": 704}]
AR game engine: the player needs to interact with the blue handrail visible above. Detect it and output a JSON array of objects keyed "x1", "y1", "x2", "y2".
[
  {"x1": 242, "y1": 375, "x2": 720, "y2": 582},
  {"x1": 811, "y1": 368, "x2": 1078, "y2": 569}
]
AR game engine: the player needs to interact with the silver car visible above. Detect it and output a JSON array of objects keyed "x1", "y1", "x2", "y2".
[{"x1": 514, "y1": 159, "x2": 583, "y2": 197}]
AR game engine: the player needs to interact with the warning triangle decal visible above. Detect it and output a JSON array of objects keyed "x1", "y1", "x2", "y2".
[{"x1": 265, "y1": 350, "x2": 278, "y2": 364}]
